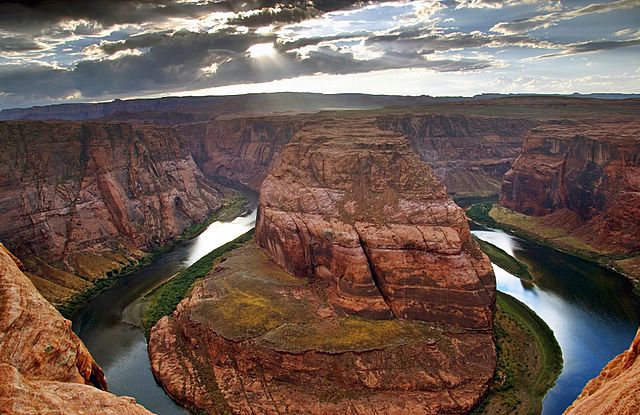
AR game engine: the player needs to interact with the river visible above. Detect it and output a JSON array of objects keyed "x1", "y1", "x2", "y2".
[
  {"x1": 471, "y1": 223, "x2": 640, "y2": 414},
  {"x1": 72, "y1": 208, "x2": 257, "y2": 415},
  {"x1": 71, "y1": 212, "x2": 639, "y2": 415}
]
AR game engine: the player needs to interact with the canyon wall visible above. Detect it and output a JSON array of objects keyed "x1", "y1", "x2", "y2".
[
  {"x1": 0, "y1": 243, "x2": 153, "y2": 414},
  {"x1": 0, "y1": 120, "x2": 223, "y2": 304},
  {"x1": 564, "y1": 328, "x2": 640, "y2": 415},
  {"x1": 377, "y1": 114, "x2": 535, "y2": 196},
  {"x1": 500, "y1": 119, "x2": 640, "y2": 253},
  {"x1": 177, "y1": 116, "x2": 301, "y2": 190}
]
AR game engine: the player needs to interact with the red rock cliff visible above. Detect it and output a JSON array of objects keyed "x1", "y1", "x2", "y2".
[
  {"x1": 178, "y1": 116, "x2": 301, "y2": 190},
  {"x1": 255, "y1": 117, "x2": 496, "y2": 329},
  {"x1": 564, "y1": 327, "x2": 640, "y2": 415},
  {"x1": 500, "y1": 119, "x2": 640, "y2": 253},
  {"x1": 0, "y1": 120, "x2": 223, "y2": 304},
  {"x1": 377, "y1": 114, "x2": 535, "y2": 196},
  {"x1": 0, "y1": 243, "x2": 153, "y2": 414}
]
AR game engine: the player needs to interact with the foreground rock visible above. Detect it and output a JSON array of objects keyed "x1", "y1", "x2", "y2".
[
  {"x1": 0, "y1": 243, "x2": 153, "y2": 414},
  {"x1": 0, "y1": 120, "x2": 222, "y2": 304},
  {"x1": 150, "y1": 118, "x2": 496, "y2": 414},
  {"x1": 564, "y1": 328, "x2": 640, "y2": 415}
]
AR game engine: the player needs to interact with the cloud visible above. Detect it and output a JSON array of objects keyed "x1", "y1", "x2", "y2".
[
  {"x1": 491, "y1": 0, "x2": 640, "y2": 34},
  {"x1": 455, "y1": 0, "x2": 559, "y2": 9},
  {"x1": 534, "y1": 37, "x2": 640, "y2": 59},
  {"x1": 0, "y1": 24, "x2": 494, "y2": 107}
]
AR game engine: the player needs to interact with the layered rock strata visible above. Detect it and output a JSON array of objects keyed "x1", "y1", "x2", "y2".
[
  {"x1": 150, "y1": 118, "x2": 496, "y2": 414},
  {"x1": 0, "y1": 120, "x2": 223, "y2": 304},
  {"x1": 256, "y1": 118, "x2": 496, "y2": 328},
  {"x1": 178, "y1": 116, "x2": 301, "y2": 190},
  {"x1": 0, "y1": 243, "x2": 153, "y2": 414},
  {"x1": 377, "y1": 115, "x2": 535, "y2": 196},
  {"x1": 564, "y1": 328, "x2": 640, "y2": 415},
  {"x1": 500, "y1": 119, "x2": 640, "y2": 254}
]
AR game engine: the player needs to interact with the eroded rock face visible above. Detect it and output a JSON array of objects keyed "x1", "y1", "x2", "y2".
[
  {"x1": 178, "y1": 117, "x2": 301, "y2": 190},
  {"x1": 377, "y1": 115, "x2": 535, "y2": 196},
  {"x1": 564, "y1": 328, "x2": 640, "y2": 415},
  {"x1": 0, "y1": 120, "x2": 222, "y2": 303},
  {"x1": 500, "y1": 119, "x2": 640, "y2": 253},
  {"x1": 0, "y1": 243, "x2": 153, "y2": 414},
  {"x1": 255, "y1": 118, "x2": 496, "y2": 329}
]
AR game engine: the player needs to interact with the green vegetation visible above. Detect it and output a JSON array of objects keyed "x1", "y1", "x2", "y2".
[
  {"x1": 58, "y1": 257, "x2": 147, "y2": 318},
  {"x1": 466, "y1": 201, "x2": 499, "y2": 227},
  {"x1": 261, "y1": 316, "x2": 442, "y2": 353},
  {"x1": 453, "y1": 193, "x2": 499, "y2": 209},
  {"x1": 142, "y1": 229, "x2": 255, "y2": 336},
  {"x1": 57, "y1": 192, "x2": 249, "y2": 319},
  {"x1": 474, "y1": 236, "x2": 532, "y2": 280},
  {"x1": 473, "y1": 292, "x2": 563, "y2": 415}
]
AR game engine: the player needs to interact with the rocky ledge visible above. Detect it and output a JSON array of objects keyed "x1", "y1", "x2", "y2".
[
  {"x1": 149, "y1": 118, "x2": 496, "y2": 414},
  {"x1": 565, "y1": 328, "x2": 640, "y2": 415},
  {"x1": 0, "y1": 243, "x2": 152, "y2": 414}
]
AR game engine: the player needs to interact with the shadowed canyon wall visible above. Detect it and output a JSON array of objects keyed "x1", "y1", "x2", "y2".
[
  {"x1": 500, "y1": 119, "x2": 640, "y2": 254},
  {"x1": 0, "y1": 121, "x2": 223, "y2": 304},
  {"x1": 377, "y1": 115, "x2": 535, "y2": 196}
]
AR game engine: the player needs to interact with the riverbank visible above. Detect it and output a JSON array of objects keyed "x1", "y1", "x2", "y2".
[
  {"x1": 59, "y1": 191, "x2": 249, "y2": 318},
  {"x1": 474, "y1": 292, "x2": 563, "y2": 415},
  {"x1": 466, "y1": 202, "x2": 640, "y2": 296},
  {"x1": 474, "y1": 236, "x2": 532, "y2": 281},
  {"x1": 142, "y1": 229, "x2": 255, "y2": 336}
]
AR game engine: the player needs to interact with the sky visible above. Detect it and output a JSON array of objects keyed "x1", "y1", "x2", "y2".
[{"x1": 0, "y1": 0, "x2": 639, "y2": 109}]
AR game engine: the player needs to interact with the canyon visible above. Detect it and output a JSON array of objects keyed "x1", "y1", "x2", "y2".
[
  {"x1": 0, "y1": 95, "x2": 638, "y2": 414},
  {"x1": 0, "y1": 242, "x2": 152, "y2": 414},
  {"x1": 149, "y1": 117, "x2": 497, "y2": 414}
]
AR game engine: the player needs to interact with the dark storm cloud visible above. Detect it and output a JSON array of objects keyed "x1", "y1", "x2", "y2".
[
  {"x1": 491, "y1": 0, "x2": 640, "y2": 34},
  {"x1": 0, "y1": 36, "x2": 43, "y2": 53},
  {"x1": 0, "y1": 0, "x2": 368, "y2": 35},
  {"x1": 365, "y1": 31, "x2": 555, "y2": 54}
]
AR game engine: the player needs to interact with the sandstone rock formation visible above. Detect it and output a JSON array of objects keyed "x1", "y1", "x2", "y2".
[
  {"x1": 0, "y1": 243, "x2": 153, "y2": 414},
  {"x1": 0, "y1": 120, "x2": 223, "y2": 304},
  {"x1": 178, "y1": 116, "x2": 301, "y2": 190},
  {"x1": 149, "y1": 117, "x2": 496, "y2": 414},
  {"x1": 500, "y1": 119, "x2": 640, "y2": 254},
  {"x1": 256, "y1": 118, "x2": 496, "y2": 328},
  {"x1": 564, "y1": 328, "x2": 640, "y2": 415},
  {"x1": 377, "y1": 114, "x2": 535, "y2": 196}
]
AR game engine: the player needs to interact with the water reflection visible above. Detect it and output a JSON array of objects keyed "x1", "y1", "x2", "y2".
[
  {"x1": 186, "y1": 210, "x2": 256, "y2": 266},
  {"x1": 472, "y1": 225, "x2": 640, "y2": 414},
  {"x1": 73, "y1": 208, "x2": 256, "y2": 415}
]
